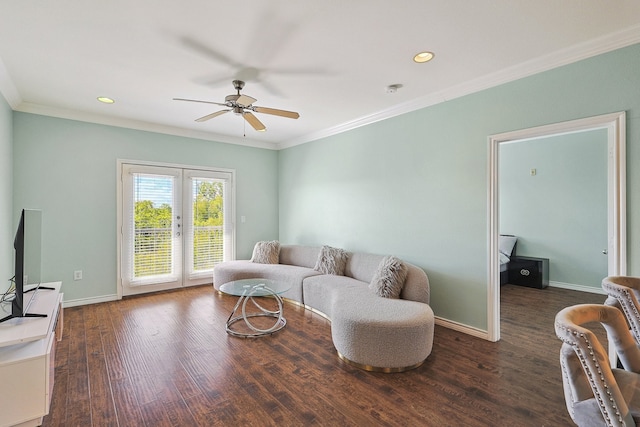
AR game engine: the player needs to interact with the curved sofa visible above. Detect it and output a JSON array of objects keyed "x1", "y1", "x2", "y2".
[{"x1": 213, "y1": 244, "x2": 434, "y2": 372}]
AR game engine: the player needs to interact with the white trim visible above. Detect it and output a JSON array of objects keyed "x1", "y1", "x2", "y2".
[
  {"x1": 434, "y1": 316, "x2": 489, "y2": 340},
  {"x1": 279, "y1": 25, "x2": 640, "y2": 149},
  {"x1": 0, "y1": 56, "x2": 21, "y2": 108},
  {"x1": 63, "y1": 294, "x2": 119, "y2": 308},
  {"x1": 487, "y1": 112, "x2": 627, "y2": 342},
  {"x1": 487, "y1": 137, "x2": 500, "y2": 342},
  {"x1": 121, "y1": 164, "x2": 184, "y2": 292},
  {"x1": 14, "y1": 102, "x2": 279, "y2": 150},
  {"x1": 548, "y1": 281, "x2": 607, "y2": 295}
]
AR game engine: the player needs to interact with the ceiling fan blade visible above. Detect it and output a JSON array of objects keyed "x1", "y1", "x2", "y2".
[
  {"x1": 179, "y1": 36, "x2": 243, "y2": 69},
  {"x1": 195, "y1": 110, "x2": 229, "y2": 122},
  {"x1": 236, "y1": 94, "x2": 257, "y2": 106},
  {"x1": 243, "y1": 112, "x2": 266, "y2": 131},
  {"x1": 253, "y1": 106, "x2": 300, "y2": 119},
  {"x1": 174, "y1": 97, "x2": 228, "y2": 107}
]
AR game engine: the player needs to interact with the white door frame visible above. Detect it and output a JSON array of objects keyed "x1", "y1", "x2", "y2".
[
  {"x1": 487, "y1": 112, "x2": 626, "y2": 342},
  {"x1": 116, "y1": 159, "x2": 236, "y2": 299},
  {"x1": 121, "y1": 164, "x2": 184, "y2": 294}
]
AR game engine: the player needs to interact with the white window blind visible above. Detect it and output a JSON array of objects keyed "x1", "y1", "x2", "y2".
[
  {"x1": 125, "y1": 171, "x2": 180, "y2": 286},
  {"x1": 184, "y1": 170, "x2": 233, "y2": 281}
]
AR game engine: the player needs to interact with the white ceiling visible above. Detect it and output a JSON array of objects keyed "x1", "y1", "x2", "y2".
[{"x1": 1, "y1": 1, "x2": 640, "y2": 150}]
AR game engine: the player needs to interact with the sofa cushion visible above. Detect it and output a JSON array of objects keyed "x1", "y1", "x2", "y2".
[
  {"x1": 279, "y1": 245, "x2": 320, "y2": 269},
  {"x1": 400, "y1": 263, "x2": 430, "y2": 304},
  {"x1": 314, "y1": 245, "x2": 349, "y2": 275},
  {"x1": 251, "y1": 240, "x2": 280, "y2": 264},
  {"x1": 369, "y1": 256, "x2": 407, "y2": 299},
  {"x1": 303, "y1": 274, "x2": 367, "y2": 319},
  {"x1": 344, "y1": 252, "x2": 386, "y2": 283}
]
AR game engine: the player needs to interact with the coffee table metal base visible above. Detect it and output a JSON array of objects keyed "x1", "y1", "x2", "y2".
[{"x1": 225, "y1": 284, "x2": 287, "y2": 338}]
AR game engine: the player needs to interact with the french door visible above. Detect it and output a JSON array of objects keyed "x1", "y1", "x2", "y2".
[{"x1": 120, "y1": 163, "x2": 234, "y2": 296}]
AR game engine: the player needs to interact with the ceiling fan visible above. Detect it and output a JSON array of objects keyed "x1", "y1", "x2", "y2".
[{"x1": 173, "y1": 80, "x2": 299, "y2": 132}]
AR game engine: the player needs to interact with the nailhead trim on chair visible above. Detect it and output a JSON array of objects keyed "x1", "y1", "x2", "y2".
[
  {"x1": 604, "y1": 283, "x2": 640, "y2": 342},
  {"x1": 556, "y1": 324, "x2": 622, "y2": 426}
]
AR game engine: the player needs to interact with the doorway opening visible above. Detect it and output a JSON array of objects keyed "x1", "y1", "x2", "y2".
[{"x1": 487, "y1": 112, "x2": 626, "y2": 341}]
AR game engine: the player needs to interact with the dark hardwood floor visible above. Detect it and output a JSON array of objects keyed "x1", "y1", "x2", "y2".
[{"x1": 41, "y1": 283, "x2": 607, "y2": 426}]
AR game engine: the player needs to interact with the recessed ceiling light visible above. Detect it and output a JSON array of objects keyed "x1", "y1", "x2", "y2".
[
  {"x1": 97, "y1": 97, "x2": 115, "y2": 104},
  {"x1": 413, "y1": 51, "x2": 435, "y2": 63}
]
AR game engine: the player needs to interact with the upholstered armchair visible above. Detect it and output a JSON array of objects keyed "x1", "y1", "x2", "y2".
[
  {"x1": 555, "y1": 304, "x2": 640, "y2": 426},
  {"x1": 602, "y1": 276, "x2": 640, "y2": 345}
]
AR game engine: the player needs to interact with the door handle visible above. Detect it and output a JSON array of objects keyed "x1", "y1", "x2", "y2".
[{"x1": 602, "y1": 249, "x2": 608, "y2": 255}]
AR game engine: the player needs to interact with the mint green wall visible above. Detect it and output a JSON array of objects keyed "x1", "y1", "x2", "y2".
[
  {"x1": 12, "y1": 113, "x2": 278, "y2": 302},
  {"x1": 500, "y1": 130, "x2": 608, "y2": 288},
  {"x1": 279, "y1": 43, "x2": 640, "y2": 331},
  {"x1": 0, "y1": 95, "x2": 11, "y2": 293}
]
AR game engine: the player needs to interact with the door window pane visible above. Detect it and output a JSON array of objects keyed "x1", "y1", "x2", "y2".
[
  {"x1": 132, "y1": 174, "x2": 175, "y2": 280},
  {"x1": 191, "y1": 178, "x2": 225, "y2": 272}
]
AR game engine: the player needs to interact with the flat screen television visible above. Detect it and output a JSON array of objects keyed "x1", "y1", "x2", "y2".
[{"x1": 0, "y1": 209, "x2": 52, "y2": 323}]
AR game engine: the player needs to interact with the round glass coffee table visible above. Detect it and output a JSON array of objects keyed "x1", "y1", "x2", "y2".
[{"x1": 219, "y1": 278, "x2": 291, "y2": 338}]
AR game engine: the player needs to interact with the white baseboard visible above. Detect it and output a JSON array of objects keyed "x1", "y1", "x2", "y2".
[
  {"x1": 435, "y1": 316, "x2": 489, "y2": 340},
  {"x1": 63, "y1": 294, "x2": 120, "y2": 308},
  {"x1": 434, "y1": 282, "x2": 606, "y2": 341},
  {"x1": 549, "y1": 281, "x2": 606, "y2": 295}
]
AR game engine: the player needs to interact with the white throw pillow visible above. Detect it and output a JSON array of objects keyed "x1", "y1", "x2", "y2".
[
  {"x1": 369, "y1": 256, "x2": 408, "y2": 299},
  {"x1": 314, "y1": 245, "x2": 349, "y2": 275},
  {"x1": 251, "y1": 240, "x2": 280, "y2": 264},
  {"x1": 499, "y1": 235, "x2": 517, "y2": 257}
]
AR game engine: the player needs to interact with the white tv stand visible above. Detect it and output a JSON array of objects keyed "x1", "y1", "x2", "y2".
[{"x1": 0, "y1": 282, "x2": 63, "y2": 427}]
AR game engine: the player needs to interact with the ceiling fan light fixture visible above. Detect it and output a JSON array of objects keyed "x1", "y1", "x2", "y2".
[
  {"x1": 97, "y1": 96, "x2": 115, "y2": 104},
  {"x1": 413, "y1": 51, "x2": 434, "y2": 63},
  {"x1": 174, "y1": 80, "x2": 299, "y2": 134}
]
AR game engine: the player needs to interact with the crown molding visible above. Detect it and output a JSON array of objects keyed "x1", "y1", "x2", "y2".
[
  {"x1": 4, "y1": 24, "x2": 640, "y2": 151},
  {"x1": 14, "y1": 102, "x2": 278, "y2": 150},
  {"x1": 278, "y1": 24, "x2": 640, "y2": 150},
  {"x1": 0, "y1": 56, "x2": 22, "y2": 108}
]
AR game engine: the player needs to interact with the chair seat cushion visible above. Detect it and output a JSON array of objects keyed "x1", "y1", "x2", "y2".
[
  {"x1": 615, "y1": 368, "x2": 640, "y2": 420},
  {"x1": 575, "y1": 369, "x2": 640, "y2": 426}
]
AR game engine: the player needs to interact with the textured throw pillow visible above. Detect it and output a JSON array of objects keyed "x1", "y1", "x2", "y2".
[
  {"x1": 314, "y1": 245, "x2": 349, "y2": 275},
  {"x1": 250, "y1": 240, "x2": 280, "y2": 264},
  {"x1": 369, "y1": 256, "x2": 408, "y2": 299}
]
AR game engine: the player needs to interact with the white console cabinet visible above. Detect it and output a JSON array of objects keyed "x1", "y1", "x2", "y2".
[{"x1": 0, "y1": 282, "x2": 63, "y2": 427}]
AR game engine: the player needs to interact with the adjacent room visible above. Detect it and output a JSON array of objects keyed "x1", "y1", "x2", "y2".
[{"x1": 1, "y1": 2, "x2": 640, "y2": 426}]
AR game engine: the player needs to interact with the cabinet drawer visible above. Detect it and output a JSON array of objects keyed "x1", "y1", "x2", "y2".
[{"x1": 508, "y1": 256, "x2": 549, "y2": 289}]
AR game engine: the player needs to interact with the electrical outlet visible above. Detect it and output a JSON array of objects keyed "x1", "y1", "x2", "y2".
[{"x1": 74, "y1": 270, "x2": 83, "y2": 281}]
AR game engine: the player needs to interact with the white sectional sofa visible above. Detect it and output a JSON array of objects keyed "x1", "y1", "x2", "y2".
[{"x1": 213, "y1": 244, "x2": 435, "y2": 372}]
